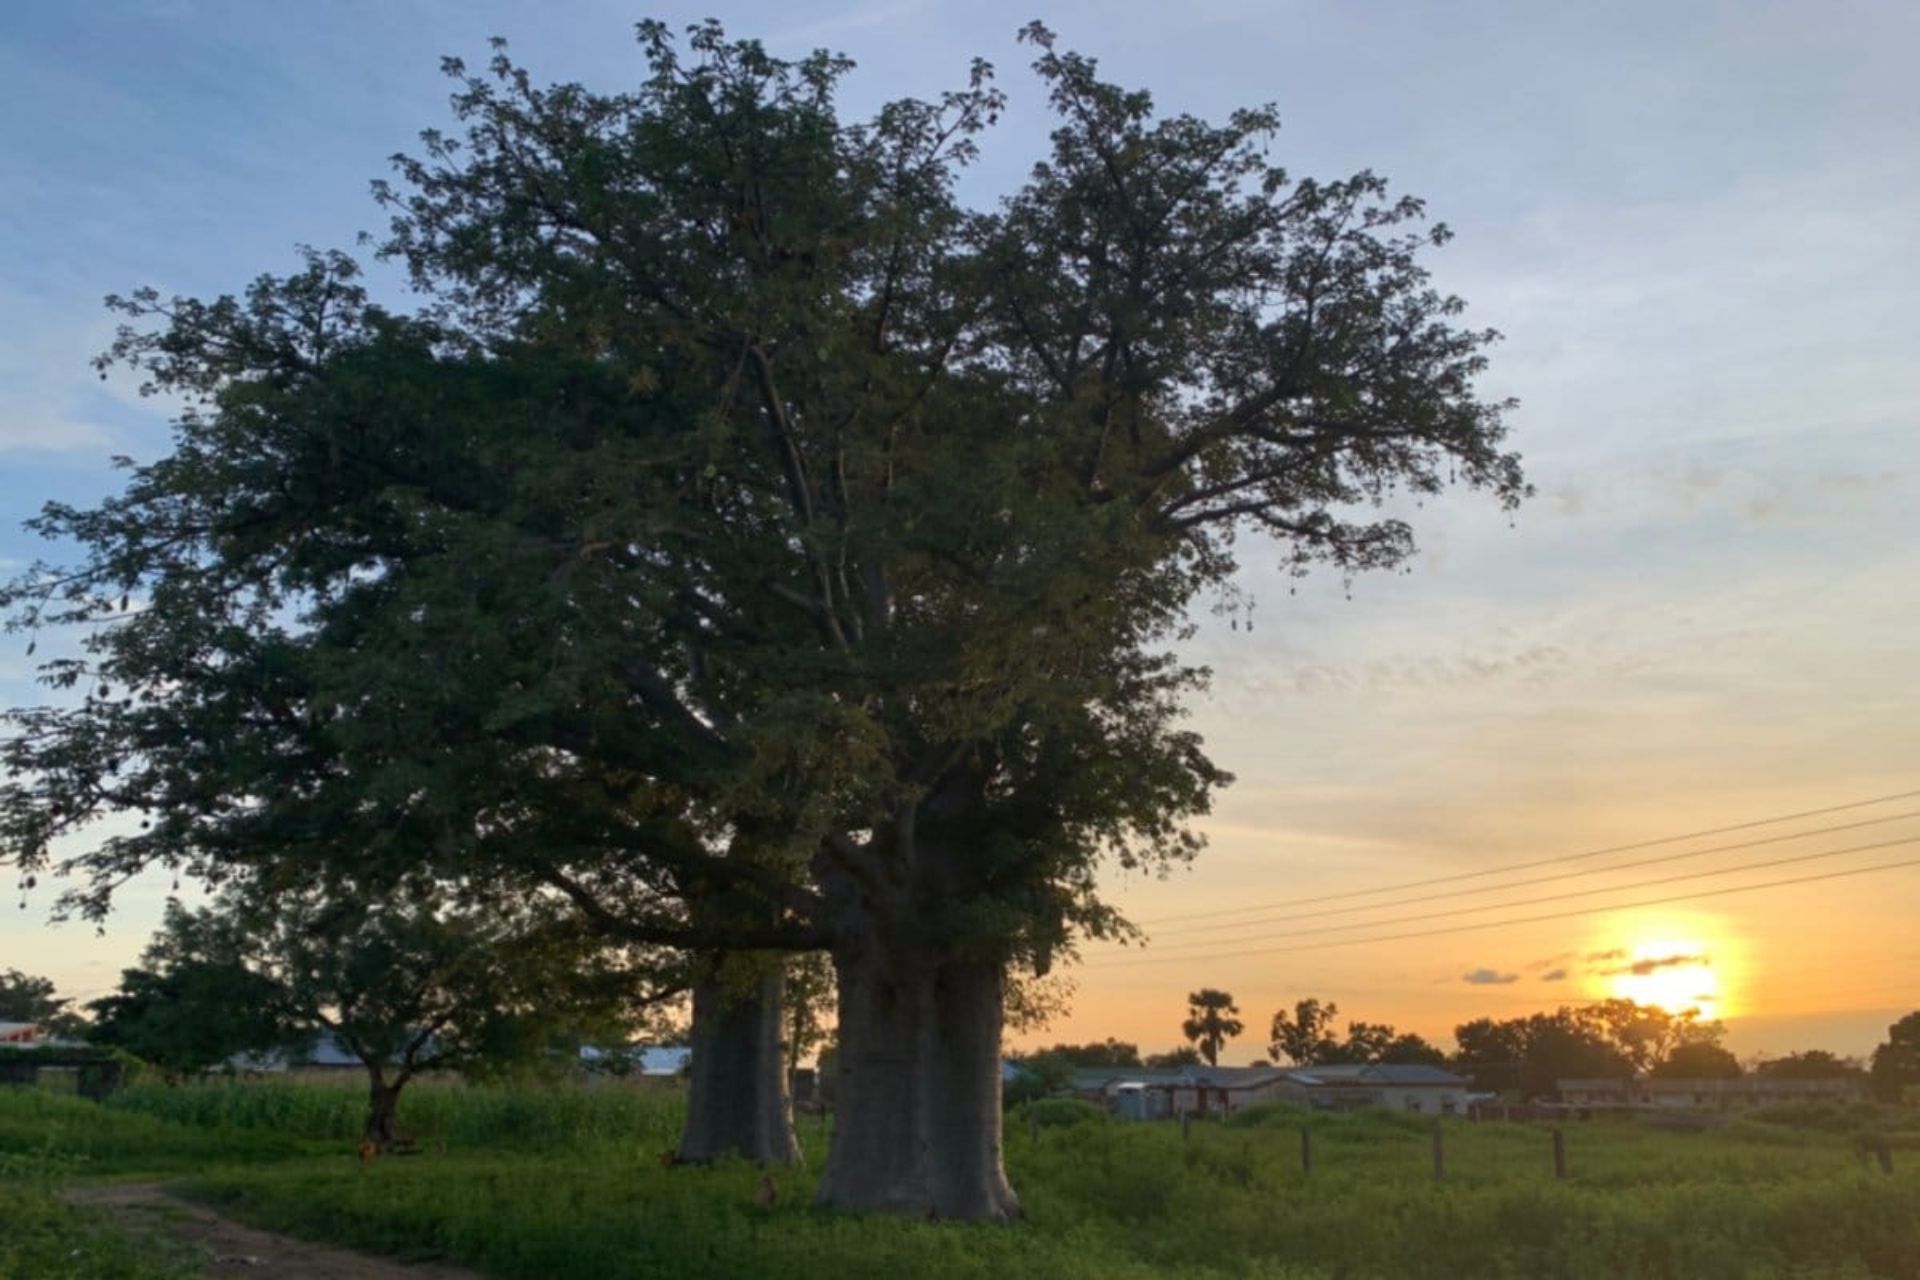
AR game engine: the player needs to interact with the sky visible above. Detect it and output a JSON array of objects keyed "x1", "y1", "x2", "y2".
[{"x1": 2, "y1": 0, "x2": 1916, "y2": 1061}]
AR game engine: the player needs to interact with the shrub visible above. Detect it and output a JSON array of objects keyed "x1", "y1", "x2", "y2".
[{"x1": 1023, "y1": 1097, "x2": 1104, "y2": 1129}]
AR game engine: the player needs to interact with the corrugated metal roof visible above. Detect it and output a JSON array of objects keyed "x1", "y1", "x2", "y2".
[{"x1": 1285, "y1": 1063, "x2": 1466, "y2": 1087}]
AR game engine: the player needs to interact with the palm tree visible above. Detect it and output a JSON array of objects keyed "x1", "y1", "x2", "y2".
[{"x1": 1181, "y1": 990, "x2": 1244, "y2": 1067}]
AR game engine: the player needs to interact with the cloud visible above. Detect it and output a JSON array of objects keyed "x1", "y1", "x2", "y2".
[
  {"x1": 1462, "y1": 968, "x2": 1520, "y2": 986},
  {"x1": 1597, "y1": 952, "x2": 1710, "y2": 977},
  {"x1": 1584, "y1": 948, "x2": 1628, "y2": 963},
  {"x1": 1539, "y1": 968, "x2": 1570, "y2": 982},
  {"x1": 1288, "y1": 644, "x2": 1572, "y2": 696}
]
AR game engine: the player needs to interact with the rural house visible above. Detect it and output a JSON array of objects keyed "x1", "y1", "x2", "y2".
[
  {"x1": 1557, "y1": 1075, "x2": 1866, "y2": 1110},
  {"x1": 1074, "y1": 1062, "x2": 1470, "y2": 1119}
]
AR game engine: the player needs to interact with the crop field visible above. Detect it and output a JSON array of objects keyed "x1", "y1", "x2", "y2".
[{"x1": 2, "y1": 1082, "x2": 1917, "y2": 1279}]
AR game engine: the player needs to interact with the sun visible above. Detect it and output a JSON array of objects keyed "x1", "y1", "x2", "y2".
[{"x1": 1606, "y1": 938, "x2": 1720, "y2": 1018}]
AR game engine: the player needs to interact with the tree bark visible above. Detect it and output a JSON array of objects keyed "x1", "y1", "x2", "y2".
[
  {"x1": 814, "y1": 919, "x2": 1020, "y2": 1221},
  {"x1": 921, "y1": 956, "x2": 1019, "y2": 1221},
  {"x1": 676, "y1": 967, "x2": 801, "y2": 1166},
  {"x1": 364, "y1": 1076, "x2": 403, "y2": 1148},
  {"x1": 815, "y1": 924, "x2": 931, "y2": 1214}
]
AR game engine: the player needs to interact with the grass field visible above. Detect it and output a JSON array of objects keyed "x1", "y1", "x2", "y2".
[{"x1": 2, "y1": 1081, "x2": 1916, "y2": 1279}]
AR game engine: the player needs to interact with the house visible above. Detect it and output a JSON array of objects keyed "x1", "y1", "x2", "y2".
[
  {"x1": 1555, "y1": 1075, "x2": 1867, "y2": 1110},
  {"x1": 1077, "y1": 1062, "x2": 1471, "y2": 1119},
  {"x1": 1643, "y1": 1077, "x2": 1866, "y2": 1109},
  {"x1": 0, "y1": 1022, "x2": 43, "y2": 1045},
  {"x1": 1276, "y1": 1063, "x2": 1472, "y2": 1116},
  {"x1": 578, "y1": 1044, "x2": 692, "y2": 1076},
  {"x1": 1557, "y1": 1077, "x2": 1637, "y2": 1108}
]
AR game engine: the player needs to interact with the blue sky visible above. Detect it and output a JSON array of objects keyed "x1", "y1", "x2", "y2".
[{"x1": 3, "y1": 1, "x2": 1916, "y2": 1057}]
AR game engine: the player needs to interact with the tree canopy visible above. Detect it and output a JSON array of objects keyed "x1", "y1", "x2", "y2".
[
  {"x1": 1870, "y1": 1011, "x2": 1920, "y2": 1102},
  {"x1": 0, "y1": 969, "x2": 86, "y2": 1038},
  {"x1": 97, "y1": 886, "x2": 660, "y2": 1142},
  {"x1": 1181, "y1": 989, "x2": 1244, "y2": 1067},
  {"x1": 0, "y1": 20, "x2": 1522, "y2": 1219}
]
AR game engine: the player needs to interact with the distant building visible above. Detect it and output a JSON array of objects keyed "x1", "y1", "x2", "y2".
[
  {"x1": 578, "y1": 1044, "x2": 691, "y2": 1076},
  {"x1": 0, "y1": 1022, "x2": 83, "y2": 1050},
  {"x1": 1556, "y1": 1075, "x2": 1866, "y2": 1110},
  {"x1": 1072, "y1": 1062, "x2": 1470, "y2": 1119}
]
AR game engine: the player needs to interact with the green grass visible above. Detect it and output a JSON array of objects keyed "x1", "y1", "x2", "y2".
[
  {"x1": 4, "y1": 1082, "x2": 1917, "y2": 1279},
  {"x1": 0, "y1": 1111, "x2": 201, "y2": 1279}
]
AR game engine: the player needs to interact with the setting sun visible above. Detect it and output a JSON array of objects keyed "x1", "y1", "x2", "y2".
[{"x1": 1607, "y1": 938, "x2": 1720, "y2": 1018}]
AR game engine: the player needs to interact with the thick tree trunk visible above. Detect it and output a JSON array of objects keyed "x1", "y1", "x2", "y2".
[
  {"x1": 815, "y1": 928, "x2": 930, "y2": 1214},
  {"x1": 814, "y1": 928, "x2": 1020, "y2": 1221},
  {"x1": 677, "y1": 968, "x2": 801, "y2": 1166},
  {"x1": 365, "y1": 1077, "x2": 402, "y2": 1148},
  {"x1": 921, "y1": 957, "x2": 1019, "y2": 1221}
]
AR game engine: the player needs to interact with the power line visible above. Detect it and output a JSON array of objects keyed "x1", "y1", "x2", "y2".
[
  {"x1": 1124, "y1": 835, "x2": 1920, "y2": 956},
  {"x1": 1144, "y1": 810, "x2": 1920, "y2": 940},
  {"x1": 1135, "y1": 787, "x2": 1920, "y2": 926},
  {"x1": 1085, "y1": 855, "x2": 1920, "y2": 969}
]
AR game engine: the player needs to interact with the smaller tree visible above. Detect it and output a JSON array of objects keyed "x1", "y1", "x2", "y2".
[
  {"x1": 1651, "y1": 1042, "x2": 1742, "y2": 1079},
  {"x1": 1269, "y1": 998, "x2": 1341, "y2": 1065},
  {"x1": 1145, "y1": 1046, "x2": 1202, "y2": 1069},
  {"x1": 1377, "y1": 1032, "x2": 1449, "y2": 1067},
  {"x1": 1752, "y1": 1050, "x2": 1864, "y2": 1079},
  {"x1": 1577, "y1": 999, "x2": 1724, "y2": 1074},
  {"x1": 1030, "y1": 1039, "x2": 1143, "y2": 1068},
  {"x1": 1335, "y1": 1020, "x2": 1397, "y2": 1064},
  {"x1": 88, "y1": 959, "x2": 287, "y2": 1080},
  {"x1": 1870, "y1": 1012, "x2": 1920, "y2": 1103},
  {"x1": 122, "y1": 888, "x2": 659, "y2": 1144},
  {"x1": 0, "y1": 969, "x2": 87, "y2": 1038},
  {"x1": 1181, "y1": 990, "x2": 1244, "y2": 1067}
]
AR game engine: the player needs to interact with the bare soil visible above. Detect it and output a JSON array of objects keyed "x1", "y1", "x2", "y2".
[{"x1": 64, "y1": 1183, "x2": 482, "y2": 1280}]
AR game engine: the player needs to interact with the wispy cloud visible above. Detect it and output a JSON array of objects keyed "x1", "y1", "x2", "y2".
[
  {"x1": 1539, "y1": 968, "x2": 1569, "y2": 982},
  {"x1": 1463, "y1": 968, "x2": 1520, "y2": 986},
  {"x1": 1287, "y1": 645, "x2": 1571, "y2": 697},
  {"x1": 1598, "y1": 952, "x2": 1710, "y2": 977}
]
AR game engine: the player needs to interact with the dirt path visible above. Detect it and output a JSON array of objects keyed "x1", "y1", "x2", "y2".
[{"x1": 65, "y1": 1183, "x2": 483, "y2": 1280}]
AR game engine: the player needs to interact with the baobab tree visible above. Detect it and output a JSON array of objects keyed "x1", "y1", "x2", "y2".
[{"x1": 1, "y1": 19, "x2": 1523, "y2": 1220}]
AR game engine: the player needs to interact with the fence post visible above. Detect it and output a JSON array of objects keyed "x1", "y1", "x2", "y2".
[
  {"x1": 1875, "y1": 1136, "x2": 1894, "y2": 1176},
  {"x1": 1432, "y1": 1120, "x2": 1445, "y2": 1181},
  {"x1": 1552, "y1": 1127, "x2": 1566, "y2": 1179},
  {"x1": 1029, "y1": 1105, "x2": 1040, "y2": 1146},
  {"x1": 1300, "y1": 1125, "x2": 1313, "y2": 1174},
  {"x1": 1180, "y1": 1110, "x2": 1192, "y2": 1143}
]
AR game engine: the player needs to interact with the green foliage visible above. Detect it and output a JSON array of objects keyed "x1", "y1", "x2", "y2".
[
  {"x1": 106, "y1": 1079, "x2": 686, "y2": 1153},
  {"x1": 12, "y1": 1081, "x2": 1918, "y2": 1279},
  {"x1": 1006, "y1": 1056, "x2": 1074, "y2": 1107},
  {"x1": 1653, "y1": 1042, "x2": 1744, "y2": 1079},
  {"x1": 1754, "y1": 1051, "x2": 1866, "y2": 1080},
  {"x1": 1029, "y1": 1039, "x2": 1143, "y2": 1069},
  {"x1": 1454, "y1": 1007, "x2": 1635, "y2": 1095},
  {"x1": 1021, "y1": 1098, "x2": 1105, "y2": 1129},
  {"x1": 1269, "y1": 998, "x2": 1342, "y2": 1065},
  {"x1": 1743, "y1": 1101, "x2": 1920, "y2": 1134},
  {"x1": 0, "y1": 1180, "x2": 201, "y2": 1280},
  {"x1": 88, "y1": 956, "x2": 287, "y2": 1079},
  {"x1": 1871, "y1": 1012, "x2": 1920, "y2": 1102},
  {"x1": 0, "y1": 13, "x2": 1526, "y2": 1211},
  {"x1": 1144, "y1": 1046, "x2": 1202, "y2": 1069},
  {"x1": 1267, "y1": 998, "x2": 1450, "y2": 1067},
  {"x1": 0, "y1": 968, "x2": 88, "y2": 1037}
]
